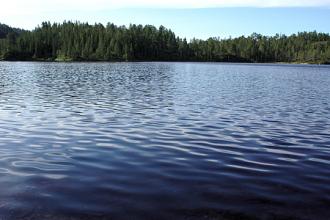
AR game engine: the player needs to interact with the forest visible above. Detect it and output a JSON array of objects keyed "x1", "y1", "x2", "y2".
[{"x1": 0, "y1": 21, "x2": 329, "y2": 64}]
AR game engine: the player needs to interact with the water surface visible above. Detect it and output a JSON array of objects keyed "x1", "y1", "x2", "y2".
[{"x1": 0, "y1": 62, "x2": 330, "y2": 219}]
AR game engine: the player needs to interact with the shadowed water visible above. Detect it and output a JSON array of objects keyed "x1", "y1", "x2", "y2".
[{"x1": 0, "y1": 62, "x2": 329, "y2": 220}]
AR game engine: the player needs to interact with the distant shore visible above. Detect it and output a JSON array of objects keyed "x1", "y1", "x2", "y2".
[
  {"x1": 1, "y1": 22, "x2": 329, "y2": 65},
  {"x1": 0, "y1": 59, "x2": 329, "y2": 65}
]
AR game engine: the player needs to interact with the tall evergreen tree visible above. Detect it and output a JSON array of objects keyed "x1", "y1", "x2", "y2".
[{"x1": 0, "y1": 21, "x2": 329, "y2": 64}]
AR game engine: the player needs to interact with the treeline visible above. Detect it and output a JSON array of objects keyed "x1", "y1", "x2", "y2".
[
  {"x1": 0, "y1": 23, "x2": 24, "y2": 38},
  {"x1": 0, "y1": 21, "x2": 329, "y2": 63}
]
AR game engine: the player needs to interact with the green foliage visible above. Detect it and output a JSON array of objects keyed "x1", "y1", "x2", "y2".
[
  {"x1": 0, "y1": 23, "x2": 25, "y2": 39},
  {"x1": 0, "y1": 21, "x2": 329, "y2": 64}
]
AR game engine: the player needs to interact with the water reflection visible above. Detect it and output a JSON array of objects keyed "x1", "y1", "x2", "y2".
[{"x1": 0, "y1": 62, "x2": 330, "y2": 220}]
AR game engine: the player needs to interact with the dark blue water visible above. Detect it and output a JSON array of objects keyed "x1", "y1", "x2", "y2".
[{"x1": 0, "y1": 62, "x2": 329, "y2": 220}]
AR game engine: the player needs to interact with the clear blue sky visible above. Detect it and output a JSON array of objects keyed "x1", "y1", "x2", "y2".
[
  {"x1": 101, "y1": 7, "x2": 330, "y2": 39},
  {"x1": 1, "y1": 0, "x2": 329, "y2": 40}
]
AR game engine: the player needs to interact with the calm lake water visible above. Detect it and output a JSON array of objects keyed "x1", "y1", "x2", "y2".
[{"x1": 0, "y1": 62, "x2": 329, "y2": 220}]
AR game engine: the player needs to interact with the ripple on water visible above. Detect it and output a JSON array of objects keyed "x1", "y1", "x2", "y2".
[{"x1": 0, "y1": 62, "x2": 330, "y2": 220}]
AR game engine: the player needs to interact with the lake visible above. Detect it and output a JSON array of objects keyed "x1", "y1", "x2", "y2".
[{"x1": 0, "y1": 62, "x2": 329, "y2": 220}]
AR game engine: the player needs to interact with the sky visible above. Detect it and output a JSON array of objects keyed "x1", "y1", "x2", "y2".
[{"x1": 0, "y1": 0, "x2": 330, "y2": 39}]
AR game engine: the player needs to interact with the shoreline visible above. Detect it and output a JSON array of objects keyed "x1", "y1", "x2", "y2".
[{"x1": 0, "y1": 59, "x2": 329, "y2": 65}]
